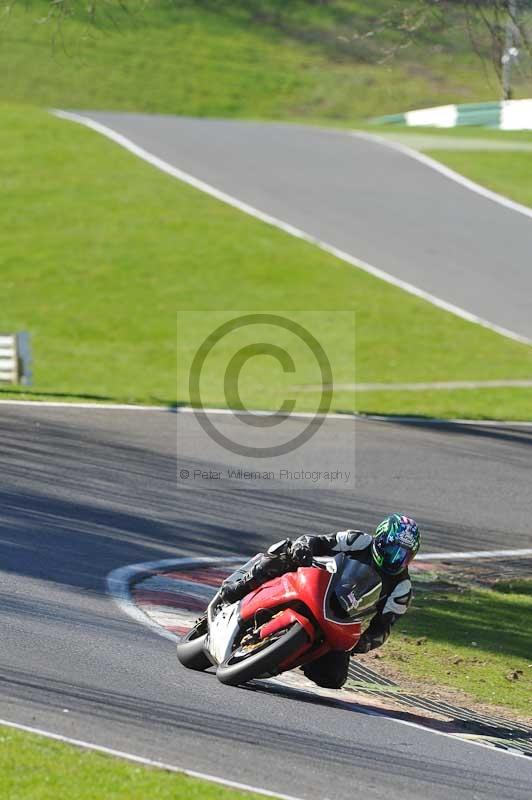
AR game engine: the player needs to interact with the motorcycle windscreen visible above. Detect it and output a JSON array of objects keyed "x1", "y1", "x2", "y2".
[{"x1": 331, "y1": 559, "x2": 382, "y2": 619}]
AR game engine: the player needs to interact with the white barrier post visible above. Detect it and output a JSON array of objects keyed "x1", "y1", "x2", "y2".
[{"x1": 0, "y1": 332, "x2": 32, "y2": 385}]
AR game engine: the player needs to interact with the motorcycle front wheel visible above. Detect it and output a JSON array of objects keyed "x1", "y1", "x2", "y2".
[
  {"x1": 176, "y1": 619, "x2": 212, "y2": 672},
  {"x1": 216, "y1": 622, "x2": 309, "y2": 686}
]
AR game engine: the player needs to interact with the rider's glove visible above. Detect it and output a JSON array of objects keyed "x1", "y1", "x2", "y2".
[
  {"x1": 289, "y1": 541, "x2": 313, "y2": 567},
  {"x1": 267, "y1": 538, "x2": 292, "y2": 559}
]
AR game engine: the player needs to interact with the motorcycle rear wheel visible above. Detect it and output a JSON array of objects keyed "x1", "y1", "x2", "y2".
[{"x1": 216, "y1": 622, "x2": 309, "y2": 686}]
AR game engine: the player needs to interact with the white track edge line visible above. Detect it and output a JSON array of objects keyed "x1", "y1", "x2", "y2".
[
  {"x1": 0, "y1": 718, "x2": 303, "y2": 800},
  {"x1": 351, "y1": 706, "x2": 528, "y2": 760},
  {"x1": 107, "y1": 557, "x2": 529, "y2": 762},
  {"x1": 2, "y1": 398, "x2": 532, "y2": 426},
  {"x1": 0, "y1": 399, "x2": 165, "y2": 410},
  {"x1": 417, "y1": 548, "x2": 532, "y2": 561},
  {"x1": 352, "y1": 130, "x2": 532, "y2": 221},
  {"x1": 51, "y1": 109, "x2": 532, "y2": 348},
  {"x1": 106, "y1": 557, "x2": 243, "y2": 643}
]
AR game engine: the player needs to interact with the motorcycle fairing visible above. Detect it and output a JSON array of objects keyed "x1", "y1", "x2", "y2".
[
  {"x1": 240, "y1": 570, "x2": 305, "y2": 620},
  {"x1": 258, "y1": 608, "x2": 315, "y2": 642},
  {"x1": 241, "y1": 562, "x2": 362, "y2": 653},
  {"x1": 207, "y1": 599, "x2": 241, "y2": 664}
]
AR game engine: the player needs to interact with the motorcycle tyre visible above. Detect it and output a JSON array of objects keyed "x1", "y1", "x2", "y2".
[{"x1": 176, "y1": 631, "x2": 211, "y2": 672}]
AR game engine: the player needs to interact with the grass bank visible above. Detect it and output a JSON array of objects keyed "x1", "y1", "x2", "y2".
[
  {"x1": 355, "y1": 125, "x2": 532, "y2": 210},
  {"x1": 425, "y1": 149, "x2": 532, "y2": 210},
  {"x1": 1, "y1": 0, "x2": 530, "y2": 122},
  {"x1": 375, "y1": 583, "x2": 532, "y2": 717},
  {"x1": 2, "y1": 104, "x2": 532, "y2": 418},
  {"x1": 0, "y1": 726, "x2": 270, "y2": 800}
]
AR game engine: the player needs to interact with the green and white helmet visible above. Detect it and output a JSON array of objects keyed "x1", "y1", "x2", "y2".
[{"x1": 372, "y1": 514, "x2": 420, "y2": 575}]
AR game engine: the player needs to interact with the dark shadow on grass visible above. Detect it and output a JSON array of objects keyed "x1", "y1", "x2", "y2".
[
  {"x1": 405, "y1": 591, "x2": 532, "y2": 663},
  {"x1": 184, "y1": 1, "x2": 442, "y2": 65},
  {"x1": 494, "y1": 579, "x2": 532, "y2": 596}
]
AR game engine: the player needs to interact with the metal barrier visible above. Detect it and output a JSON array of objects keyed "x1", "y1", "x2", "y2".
[
  {"x1": 372, "y1": 98, "x2": 532, "y2": 130},
  {"x1": 0, "y1": 333, "x2": 32, "y2": 386}
]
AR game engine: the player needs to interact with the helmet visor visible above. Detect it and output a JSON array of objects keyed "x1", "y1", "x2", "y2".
[{"x1": 382, "y1": 543, "x2": 412, "y2": 574}]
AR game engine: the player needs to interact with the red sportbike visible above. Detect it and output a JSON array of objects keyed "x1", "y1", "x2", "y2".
[{"x1": 176, "y1": 553, "x2": 382, "y2": 686}]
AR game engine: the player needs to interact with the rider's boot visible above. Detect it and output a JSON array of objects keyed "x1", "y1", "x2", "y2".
[
  {"x1": 219, "y1": 540, "x2": 292, "y2": 604},
  {"x1": 219, "y1": 569, "x2": 262, "y2": 604},
  {"x1": 302, "y1": 650, "x2": 350, "y2": 689},
  {"x1": 219, "y1": 555, "x2": 276, "y2": 603}
]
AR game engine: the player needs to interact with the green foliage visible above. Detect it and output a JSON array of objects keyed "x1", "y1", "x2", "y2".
[{"x1": 0, "y1": 0, "x2": 530, "y2": 120}]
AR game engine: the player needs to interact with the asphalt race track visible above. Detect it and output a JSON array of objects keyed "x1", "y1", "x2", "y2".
[
  {"x1": 1, "y1": 404, "x2": 532, "y2": 799},
  {"x1": 77, "y1": 113, "x2": 532, "y2": 341}
]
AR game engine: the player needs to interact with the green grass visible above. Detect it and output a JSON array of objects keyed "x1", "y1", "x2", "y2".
[
  {"x1": 0, "y1": 726, "x2": 271, "y2": 800},
  {"x1": 382, "y1": 585, "x2": 532, "y2": 716},
  {"x1": 2, "y1": 103, "x2": 532, "y2": 418},
  {"x1": 493, "y1": 579, "x2": 532, "y2": 596},
  {"x1": 355, "y1": 125, "x2": 532, "y2": 211},
  {"x1": 425, "y1": 150, "x2": 532, "y2": 209},
  {"x1": 1, "y1": 0, "x2": 530, "y2": 122}
]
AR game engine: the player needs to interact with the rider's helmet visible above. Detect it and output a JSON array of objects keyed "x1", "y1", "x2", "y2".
[{"x1": 371, "y1": 514, "x2": 420, "y2": 575}]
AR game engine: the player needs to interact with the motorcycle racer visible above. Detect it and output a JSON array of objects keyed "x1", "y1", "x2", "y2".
[{"x1": 219, "y1": 514, "x2": 420, "y2": 689}]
